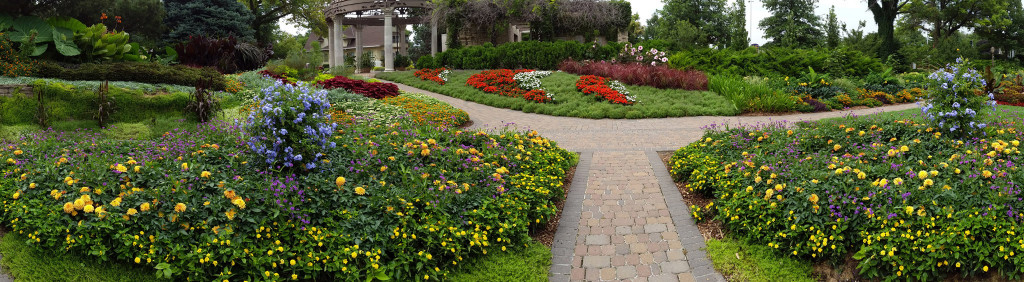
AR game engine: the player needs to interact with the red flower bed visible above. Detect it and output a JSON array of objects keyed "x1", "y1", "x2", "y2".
[
  {"x1": 316, "y1": 76, "x2": 399, "y2": 99},
  {"x1": 414, "y1": 68, "x2": 449, "y2": 85},
  {"x1": 258, "y1": 70, "x2": 294, "y2": 85},
  {"x1": 997, "y1": 101, "x2": 1024, "y2": 107},
  {"x1": 559, "y1": 60, "x2": 708, "y2": 91},
  {"x1": 576, "y1": 75, "x2": 634, "y2": 105},
  {"x1": 466, "y1": 69, "x2": 551, "y2": 103}
]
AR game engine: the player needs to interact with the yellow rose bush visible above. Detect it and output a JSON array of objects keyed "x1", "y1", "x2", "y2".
[
  {"x1": 671, "y1": 117, "x2": 1024, "y2": 280},
  {"x1": 0, "y1": 97, "x2": 575, "y2": 280}
]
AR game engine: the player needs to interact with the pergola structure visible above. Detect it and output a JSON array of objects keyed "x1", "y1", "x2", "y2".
[{"x1": 325, "y1": 0, "x2": 436, "y2": 72}]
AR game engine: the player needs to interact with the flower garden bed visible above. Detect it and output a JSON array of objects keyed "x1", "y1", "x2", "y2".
[
  {"x1": 376, "y1": 70, "x2": 738, "y2": 119},
  {"x1": 575, "y1": 75, "x2": 636, "y2": 105},
  {"x1": 466, "y1": 69, "x2": 553, "y2": 103},
  {"x1": 415, "y1": 68, "x2": 451, "y2": 85},
  {"x1": 0, "y1": 75, "x2": 574, "y2": 281},
  {"x1": 669, "y1": 113, "x2": 1024, "y2": 280}
]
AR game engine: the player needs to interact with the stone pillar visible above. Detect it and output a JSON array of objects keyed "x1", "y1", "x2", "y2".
[
  {"x1": 327, "y1": 23, "x2": 335, "y2": 67},
  {"x1": 398, "y1": 24, "x2": 408, "y2": 56},
  {"x1": 332, "y1": 14, "x2": 344, "y2": 69},
  {"x1": 383, "y1": 8, "x2": 395, "y2": 72},
  {"x1": 354, "y1": 26, "x2": 363, "y2": 72},
  {"x1": 430, "y1": 19, "x2": 438, "y2": 56}
]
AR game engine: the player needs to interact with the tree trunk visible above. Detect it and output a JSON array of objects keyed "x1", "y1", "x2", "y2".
[{"x1": 869, "y1": 0, "x2": 902, "y2": 60}]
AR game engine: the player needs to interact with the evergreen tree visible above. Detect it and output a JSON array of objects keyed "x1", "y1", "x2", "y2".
[
  {"x1": 727, "y1": 0, "x2": 749, "y2": 50},
  {"x1": 825, "y1": 6, "x2": 844, "y2": 48},
  {"x1": 163, "y1": 0, "x2": 256, "y2": 43},
  {"x1": 759, "y1": 0, "x2": 823, "y2": 48},
  {"x1": 648, "y1": 0, "x2": 731, "y2": 49}
]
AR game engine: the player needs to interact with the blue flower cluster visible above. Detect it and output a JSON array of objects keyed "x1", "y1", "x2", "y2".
[
  {"x1": 244, "y1": 80, "x2": 337, "y2": 171},
  {"x1": 921, "y1": 58, "x2": 995, "y2": 138}
]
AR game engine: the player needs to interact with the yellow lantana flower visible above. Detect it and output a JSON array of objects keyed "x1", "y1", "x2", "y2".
[{"x1": 355, "y1": 187, "x2": 367, "y2": 195}]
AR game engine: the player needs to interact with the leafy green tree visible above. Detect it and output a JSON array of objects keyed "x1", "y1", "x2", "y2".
[
  {"x1": 647, "y1": 0, "x2": 731, "y2": 49},
  {"x1": 163, "y1": 0, "x2": 256, "y2": 43},
  {"x1": 0, "y1": 0, "x2": 66, "y2": 16},
  {"x1": 727, "y1": 0, "x2": 749, "y2": 50},
  {"x1": 867, "y1": 0, "x2": 908, "y2": 60},
  {"x1": 825, "y1": 6, "x2": 844, "y2": 48},
  {"x1": 975, "y1": 0, "x2": 1024, "y2": 55},
  {"x1": 237, "y1": 0, "x2": 331, "y2": 45},
  {"x1": 759, "y1": 0, "x2": 823, "y2": 48},
  {"x1": 904, "y1": 0, "x2": 1010, "y2": 45}
]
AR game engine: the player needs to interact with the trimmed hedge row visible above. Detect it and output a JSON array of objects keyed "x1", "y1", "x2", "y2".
[
  {"x1": 35, "y1": 61, "x2": 227, "y2": 91},
  {"x1": 0, "y1": 80, "x2": 190, "y2": 125},
  {"x1": 316, "y1": 76, "x2": 399, "y2": 99},
  {"x1": 668, "y1": 47, "x2": 884, "y2": 78},
  {"x1": 417, "y1": 41, "x2": 623, "y2": 70}
]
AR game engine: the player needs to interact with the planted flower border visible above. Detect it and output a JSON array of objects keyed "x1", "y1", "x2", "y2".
[
  {"x1": 414, "y1": 68, "x2": 451, "y2": 85},
  {"x1": 466, "y1": 69, "x2": 553, "y2": 103},
  {"x1": 575, "y1": 75, "x2": 637, "y2": 105}
]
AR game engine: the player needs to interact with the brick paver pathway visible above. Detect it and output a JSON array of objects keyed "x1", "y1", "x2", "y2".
[{"x1": 382, "y1": 78, "x2": 920, "y2": 282}]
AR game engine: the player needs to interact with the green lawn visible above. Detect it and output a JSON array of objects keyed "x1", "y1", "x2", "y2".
[
  {"x1": 817, "y1": 104, "x2": 1024, "y2": 125},
  {"x1": 706, "y1": 237, "x2": 816, "y2": 282},
  {"x1": 0, "y1": 233, "x2": 164, "y2": 282},
  {"x1": 377, "y1": 70, "x2": 740, "y2": 119}
]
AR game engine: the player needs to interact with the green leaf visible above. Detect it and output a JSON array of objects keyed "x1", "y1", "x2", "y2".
[
  {"x1": 52, "y1": 29, "x2": 80, "y2": 56},
  {"x1": 30, "y1": 44, "x2": 47, "y2": 56},
  {"x1": 375, "y1": 271, "x2": 390, "y2": 281},
  {"x1": 12, "y1": 16, "x2": 53, "y2": 42},
  {"x1": 46, "y1": 16, "x2": 87, "y2": 33}
]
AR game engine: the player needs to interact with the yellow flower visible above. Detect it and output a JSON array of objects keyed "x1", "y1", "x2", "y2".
[
  {"x1": 201, "y1": 171, "x2": 211, "y2": 178},
  {"x1": 135, "y1": 257, "x2": 141, "y2": 264},
  {"x1": 181, "y1": 163, "x2": 189, "y2": 170},
  {"x1": 905, "y1": 206, "x2": 914, "y2": 215},
  {"x1": 982, "y1": 170, "x2": 993, "y2": 178},
  {"x1": 355, "y1": 187, "x2": 367, "y2": 195},
  {"x1": 923, "y1": 179, "x2": 933, "y2": 186},
  {"x1": 809, "y1": 194, "x2": 819, "y2": 203},
  {"x1": 900, "y1": 145, "x2": 909, "y2": 152},
  {"x1": 893, "y1": 178, "x2": 903, "y2": 185},
  {"x1": 918, "y1": 170, "x2": 928, "y2": 180},
  {"x1": 12, "y1": 192, "x2": 19, "y2": 199},
  {"x1": 127, "y1": 208, "x2": 138, "y2": 216},
  {"x1": 29, "y1": 183, "x2": 36, "y2": 189},
  {"x1": 134, "y1": 166, "x2": 141, "y2": 173},
  {"x1": 421, "y1": 149, "x2": 431, "y2": 156},
  {"x1": 174, "y1": 203, "x2": 187, "y2": 213},
  {"x1": 225, "y1": 209, "x2": 237, "y2": 220},
  {"x1": 233, "y1": 198, "x2": 246, "y2": 209},
  {"x1": 833, "y1": 144, "x2": 841, "y2": 151},
  {"x1": 110, "y1": 197, "x2": 122, "y2": 207},
  {"x1": 62, "y1": 202, "x2": 75, "y2": 213},
  {"x1": 290, "y1": 260, "x2": 296, "y2": 266},
  {"x1": 83, "y1": 204, "x2": 94, "y2": 213},
  {"x1": 984, "y1": 265, "x2": 989, "y2": 272},
  {"x1": 336, "y1": 176, "x2": 346, "y2": 187},
  {"x1": 140, "y1": 203, "x2": 150, "y2": 212},
  {"x1": 73, "y1": 198, "x2": 85, "y2": 210}
]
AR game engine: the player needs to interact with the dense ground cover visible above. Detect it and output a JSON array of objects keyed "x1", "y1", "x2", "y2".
[
  {"x1": 377, "y1": 70, "x2": 738, "y2": 119},
  {"x1": 670, "y1": 109, "x2": 1024, "y2": 280}
]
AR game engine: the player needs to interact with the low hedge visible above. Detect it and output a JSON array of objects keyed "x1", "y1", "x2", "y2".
[
  {"x1": 0, "y1": 80, "x2": 190, "y2": 125},
  {"x1": 35, "y1": 61, "x2": 226, "y2": 91},
  {"x1": 419, "y1": 41, "x2": 622, "y2": 70}
]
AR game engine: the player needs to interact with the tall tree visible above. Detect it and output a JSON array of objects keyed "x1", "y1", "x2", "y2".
[
  {"x1": 903, "y1": 0, "x2": 1010, "y2": 45},
  {"x1": 867, "y1": 0, "x2": 908, "y2": 59},
  {"x1": 648, "y1": 0, "x2": 731, "y2": 49},
  {"x1": 238, "y1": 0, "x2": 330, "y2": 45},
  {"x1": 975, "y1": 0, "x2": 1024, "y2": 53},
  {"x1": 164, "y1": 0, "x2": 255, "y2": 43},
  {"x1": 727, "y1": 0, "x2": 749, "y2": 49},
  {"x1": 825, "y1": 6, "x2": 844, "y2": 48},
  {"x1": 0, "y1": 0, "x2": 66, "y2": 16},
  {"x1": 760, "y1": 0, "x2": 823, "y2": 48}
]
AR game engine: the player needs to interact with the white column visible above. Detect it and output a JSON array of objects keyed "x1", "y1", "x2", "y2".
[
  {"x1": 430, "y1": 19, "x2": 438, "y2": 56},
  {"x1": 332, "y1": 14, "x2": 344, "y2": 69},
  {"x1": 327, "y1": 23, "x2": 335, "y2": 67},
  {"x1": 398, "y1": 24, "x2": 408, "y2": 56},
  {"x1": 354, "y1": 26, "x2": 363, "y2": 72},
  {"x1": 383, "y1": 8, "x2": 395, "y2": 72}
]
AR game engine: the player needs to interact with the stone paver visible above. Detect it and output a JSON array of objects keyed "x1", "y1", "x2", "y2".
[{"x1": 381, "y1": 78, "x2": 919, "y2": 282}]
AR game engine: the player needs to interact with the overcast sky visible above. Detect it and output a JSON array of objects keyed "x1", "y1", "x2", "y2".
[{"x1": 281, "y1": 0, "x2": 879, "y2": 45}]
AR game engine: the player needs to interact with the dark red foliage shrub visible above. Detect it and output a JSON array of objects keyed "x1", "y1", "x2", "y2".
[
  {"x1": 804, "y1": 97, "x2": 829, "y2": 112},
  {"x1": 558, "y1": 60, "x2": 709, "y2": 91},
  {"x1": 258, "y1": 70, "x2": 294, "y2": 84},
  {"x1": 316, "y1": 77, "x2": 399, "y2": 99}
]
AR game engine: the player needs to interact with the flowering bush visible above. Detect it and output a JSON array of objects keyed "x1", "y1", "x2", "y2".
[
  {"x1": 575, "y1": 75, "x2": 636, "y2": 105},
  {"x1": 466, "y1": 69, "x2": 552, "y2": 103},
  {"x1": 559, "y1": 60, "x2": 708, "y2": 90},
  {"x1": 672, "y1": 117, "x2": 1024, "y2": 280},
  {"x1": 317, "y1": 76, "x2": 400, "y2": 99},
  {"x1": 617, "y1": 43, "x2": 668, "y2": 66},
  {"x1": 921, "y1": 58, "x2": 997, "y2": 138},
  {"x1": 0, "y1": 104, "x2": 574, "y2": 281},
  {"x1": 414, "y1": 68, "x2": 450, "y2": 85},
  {"x1": 0, "y1": 33, "x2": 36, "y2": 77},
  {"x1": 382, "y1": 93, "x2": 469, "y2": 128},
  {"x1": 245, "y1": 81, "x2": 336, "y2": 170}
]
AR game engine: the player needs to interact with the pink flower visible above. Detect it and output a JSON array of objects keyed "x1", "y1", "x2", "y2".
[
  {"x1": 638, "y1": 46, "x2": 644, "y2": 51},
  {"x1": 651, "y1": 61, "x2": 656, "y2": 66}
]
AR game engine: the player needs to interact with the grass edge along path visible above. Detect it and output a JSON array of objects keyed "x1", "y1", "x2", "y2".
[{"x1": 376, "y1": 70, "x2": 739, "y2": 119}]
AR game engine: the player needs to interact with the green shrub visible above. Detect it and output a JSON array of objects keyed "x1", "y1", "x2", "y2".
[
  {"x1": 34, "y1": 61, "x2": 226, "y2": 91},
  {"x1": 709, "y1": 75, "x2": 794, "y2": 113},
  {"x1": 426, "y1": 41, "x2": 621, "y2": 70},
  {"x1": 669, "y1": 47, "x2": 883, "y2": 78}
]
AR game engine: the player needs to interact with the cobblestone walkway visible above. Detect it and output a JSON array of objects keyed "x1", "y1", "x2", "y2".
[{"x1": 383, "y1": 79, "x2": 919, "y2": 282}]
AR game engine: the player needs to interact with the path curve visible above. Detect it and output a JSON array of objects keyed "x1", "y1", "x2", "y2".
[{"x1": 382, "y1": 78, "x2": 920, "y2": 282}]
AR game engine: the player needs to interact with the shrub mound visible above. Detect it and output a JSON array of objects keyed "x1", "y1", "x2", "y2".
[
  {"x1": 317, "y1": 76, "x2": 399, "y2": 99},
  {"x1": 559, "y1": 60, "x2": 708, "y2": 91},
  {"x1": 419, "y1": 41, "x2": 621, "y2": 70},
  {"x1": 671, "y1": 117, "x2": 1024, "y2": 280},
  {"x1": 669, "y1": 47, "x2": 883, "y2": 78},
  {"x1": 35, "y1": 61, "x2": 227, "y2": 91},
  {"x1": 0, "y1": 114, "x2": 574, "y2": 281}
]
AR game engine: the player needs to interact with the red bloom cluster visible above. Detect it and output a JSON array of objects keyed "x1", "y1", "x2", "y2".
[
  {"x1": 576, "y1": 75, "x2": 633, "y2": 105},
  {"x1": 466, "y1": 69, "x2": 551, "y2": 103},
  {"x1": 258, "y1": 70, "x2": 294, "y2": 85},
  {"x1": 414, "y1": 68, "x2": 448, "y2": 85},
  {"x1": 316, "y1": 76, "x2": 400, "y2": 99}
]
